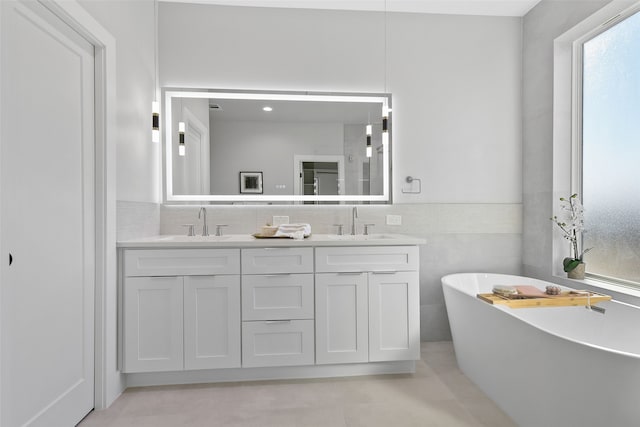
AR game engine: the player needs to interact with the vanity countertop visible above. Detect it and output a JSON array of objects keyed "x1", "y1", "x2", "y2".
[{"x1": 117, "y1": 233, "x2": 425, "y2": 248}]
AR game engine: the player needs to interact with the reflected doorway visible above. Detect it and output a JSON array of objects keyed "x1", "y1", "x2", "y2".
[{"x1": 294, "y1": 155, "x2": 345, "y2": 204}]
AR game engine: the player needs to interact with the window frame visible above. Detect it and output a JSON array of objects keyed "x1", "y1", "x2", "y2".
[
  {"x1": 552, "y1": 0, "x2": 640, "y2": 294},
  {"x1": 575, "y1": 5, "x2": 640, "y2": 287},
  {"x1": 572, "y1": 4, "x2": 640, "y2": 201}
]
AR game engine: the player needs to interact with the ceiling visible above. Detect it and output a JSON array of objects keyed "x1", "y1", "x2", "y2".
[
  {"x1": 206, "y1": 98, "x2": 382, "y2": 124},
  {"x1": 162, "y1": 0, "x2": 542, "y2": 17}
]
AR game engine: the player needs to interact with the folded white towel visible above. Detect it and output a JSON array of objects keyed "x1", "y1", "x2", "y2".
[{"x1": 275, "y1": 223, "x2": 311, "y2": 240}]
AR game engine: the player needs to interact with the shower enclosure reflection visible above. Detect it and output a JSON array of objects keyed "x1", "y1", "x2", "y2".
[{"x1": 164, "y1": 89, "x2": 391, "y2": 203}]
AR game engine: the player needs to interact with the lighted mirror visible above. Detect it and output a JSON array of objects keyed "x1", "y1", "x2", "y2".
[{"x1": 163, "y1": 89, "x2": 392, "y2": 203}]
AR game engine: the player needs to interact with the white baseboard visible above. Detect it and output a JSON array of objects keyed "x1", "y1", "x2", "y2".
[{"x1": 126, "y1": 360, "x2": 415, "y2": 388}]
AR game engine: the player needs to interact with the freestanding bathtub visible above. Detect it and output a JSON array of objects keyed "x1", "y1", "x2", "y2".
[{"x1": 442, "y1": 273, "x2": 640, "y2": 427}]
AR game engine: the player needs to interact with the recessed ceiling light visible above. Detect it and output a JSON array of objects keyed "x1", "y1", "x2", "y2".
[{"x1": 263, "y1": 106, "x2": 273, "y2": 112}]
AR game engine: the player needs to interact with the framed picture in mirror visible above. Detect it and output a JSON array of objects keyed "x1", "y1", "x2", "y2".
[{"x1": 240, "y1": 171, "x2": 263, "y2": 194}]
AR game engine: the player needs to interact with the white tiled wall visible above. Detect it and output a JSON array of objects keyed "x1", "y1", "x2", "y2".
[
  {"x1": 117, "y1": 202, "x2": 521, "y2": 340},
  {"x1": 117, "y1": 201, "x2": 160, "y2": 241}
]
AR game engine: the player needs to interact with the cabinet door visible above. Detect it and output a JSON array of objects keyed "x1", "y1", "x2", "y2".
[
  {"x1": 124, "y1": 277, "x2": 184, "y2": 373},
  {"x1": 315, "y1": 273, "x2": 368, "y2": 364},
  {"x1": 184, "y1": 276, "x2": 241, "y2": 370},
  {"x1": 369, "y1": 271, "x2": 420, "y2": 362}
]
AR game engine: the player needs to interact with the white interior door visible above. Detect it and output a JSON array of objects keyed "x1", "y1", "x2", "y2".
[{"x1": 1, "y1": 1, "x2": 95, "y2": 425}]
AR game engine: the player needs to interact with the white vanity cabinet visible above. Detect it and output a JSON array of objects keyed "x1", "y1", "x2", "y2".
[
  {"x1": 240, "y1": 248, "x2": 315, "y2": 367},
  {"x1": 118, "y1": 235, "x2": 424, "y2": 384},
  {"x1": 315, "y1": 246, "x2": 420, "y2": 364},
  {"x1": 122, "y1": 249, "x2": 241, "y2": 373}
]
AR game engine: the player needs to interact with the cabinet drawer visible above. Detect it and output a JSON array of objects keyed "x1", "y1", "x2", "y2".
[
  {"x1": 242, "y1": 320, "x2": 314, "y2": 367},
  {"x1": 242, "y1": 274, "x2": 314, "y2": 320},
  {"x1": 241, "y1": 248, "x2": 313, "y2": 274},
  {"x1": 315, "y1": 246, "x2": 418, "y2": 273},
  {"x1": 124, "y1": 249, "x2": 240, "y2": 276}
]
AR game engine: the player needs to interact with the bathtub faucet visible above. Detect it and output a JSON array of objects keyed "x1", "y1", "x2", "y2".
[
  {"x1": 589, "y1": 305, "x2": 606, "y2": 314},
  {"x1": 574, "y1": 291, "x2": 606, "y2": 314}
]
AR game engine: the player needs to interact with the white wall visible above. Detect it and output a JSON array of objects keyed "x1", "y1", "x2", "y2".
[
  {"x1": 388, "y1": 12, "x2": 522, "y2": 203},
  {"x1": 158, "y1": 2, "x2": 524, "y2": 341},
  {"x1": 77, "y1": 0, "x2": 158, "y2": 407},
  {"x1": 521, "y1": 1, "x2": 611, "y2": 279},
  {"x1": 159, "y1": 3, "x2": 523, "y2": 204},
  {"x1": 80, "y1": 0, "x2": 160, "y2": 204},
  {"x1": 209, "y1": 121, "x2": 343, "y2": 195}
]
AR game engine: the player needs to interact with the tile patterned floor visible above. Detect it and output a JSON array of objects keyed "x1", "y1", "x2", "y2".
[{"x1": 79, "y1": 342, "x2": 515, "y2": 427}]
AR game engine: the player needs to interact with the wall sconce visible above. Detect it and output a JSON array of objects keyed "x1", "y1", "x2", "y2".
[
  {"x1": 382, "y1": 105, "x2": 391, "y2": 133},
  {"x1": 152, "y1": 101, "x2": 160, "y2": 143},
  {"x1": 178, "y1": 121, "x2": 185, "y2": 156},
  {"x1": 366, "y1": 124, "x2": 372, "y2": 158},
  {"x1": 151, "y1": 0, "x2": 159, "y2": 143}
]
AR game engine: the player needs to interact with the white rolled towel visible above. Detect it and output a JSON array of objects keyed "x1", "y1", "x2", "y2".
[{"x1": 274, "y1": 223, "x2": 311, "y2": 239}]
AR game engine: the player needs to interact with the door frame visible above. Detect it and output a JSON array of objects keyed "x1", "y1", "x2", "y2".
[
  {"x1": 293, "y1": 154, "x2": 345, "y2": 197},
  {"x1": 6, "y1": 0, "x2": 119, "y2": 411}
]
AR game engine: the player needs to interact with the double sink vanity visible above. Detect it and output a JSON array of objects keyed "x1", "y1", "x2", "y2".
[
  {"x1": 118, "y1": 233, "x2": 424, "y2": 386},
  {"x1": 118, "y1": 88, "x2": 422, "y2": 386}
]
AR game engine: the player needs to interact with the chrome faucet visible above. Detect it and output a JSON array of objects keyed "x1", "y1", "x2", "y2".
[
  {"x1": 574, "y1": 290, "x2": 606, "y2": 314},
  {"x1": 351, "y1": 206, "x2": 358, "y2": 235},
  {"x1": 198, "y1": 207, "x2": 209, "y2": 236}
]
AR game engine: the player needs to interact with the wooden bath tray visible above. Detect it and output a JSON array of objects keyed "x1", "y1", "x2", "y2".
[{"x1": 477, "y1": 291, "x2": 611, "y2": 308}]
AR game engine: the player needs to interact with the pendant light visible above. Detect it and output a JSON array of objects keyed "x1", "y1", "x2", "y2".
[
  {"x1": 151, "y1": 0, "x2": 159, "y2": 143},
  {"x1": 177, "y1": 97, "x2": 185, "y2": 156},
  {"x1": 152, "y1": 101, "x2": 159, "y2": 143}
]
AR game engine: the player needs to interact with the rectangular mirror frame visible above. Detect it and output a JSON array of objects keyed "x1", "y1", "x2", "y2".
[{"x1": 163, "y1": 88, "x2": 392, "y2": 203}]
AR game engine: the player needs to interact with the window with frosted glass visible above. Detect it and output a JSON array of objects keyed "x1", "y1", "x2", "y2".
[{"x1": 582, "y1": 10, "x2": 640, "y2": 284}]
